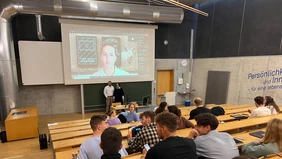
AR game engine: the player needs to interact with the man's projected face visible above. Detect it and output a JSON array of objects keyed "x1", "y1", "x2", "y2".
[{"x1": 100, "y1": 45, "x2": 117, "y2": 70}]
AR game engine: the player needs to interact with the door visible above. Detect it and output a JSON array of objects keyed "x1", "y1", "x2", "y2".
[{"x1": 157, "y1": 70, "x2": 174, "y2": 105}]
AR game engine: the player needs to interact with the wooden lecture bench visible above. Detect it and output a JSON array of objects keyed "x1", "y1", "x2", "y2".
[
  {"x1": 55, "y1": 127, "x2": 270, "y2": 159},
  {"x1": 52, "y1": 114, "x2": 282, "y2": 152}
]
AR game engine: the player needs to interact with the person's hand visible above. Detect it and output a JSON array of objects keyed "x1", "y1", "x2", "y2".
[
  {"x1": 127, "y1": 133, "x2": 132, "y2": 138},
  {"x1": 140, "y1": 148, "x2": 147, "y2": 159},
  {"x1": 258, "y1": 137, "x2": 264, "y2": 143},
  {"x1": 248, "y1": 109, "x2": 252, "y2": 113},
  {"x1": 188, "y1": 129, "x2": 199, "y2": 139}
]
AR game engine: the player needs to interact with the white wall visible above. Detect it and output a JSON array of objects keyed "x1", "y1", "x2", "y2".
[{"x1": 191, "y1": 56, "x2": 282, "y2": 105}]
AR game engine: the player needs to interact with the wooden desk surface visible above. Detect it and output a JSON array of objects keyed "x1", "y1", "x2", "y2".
[
  {"x1": 5, "y1": 106, "x2": 38, "y2": 121},
  {"x1": 53, "y1": 135, "x2": 128, "y2": 152}
]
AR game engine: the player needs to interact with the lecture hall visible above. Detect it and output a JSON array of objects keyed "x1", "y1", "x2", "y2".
[{"x1": 0, "y1": 0, "x2": 282, "y2": 159}]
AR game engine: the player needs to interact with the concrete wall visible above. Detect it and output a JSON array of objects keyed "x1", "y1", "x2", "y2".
[
  {"x1": 191, "y1": 56, "x2": 282, "y2": 106},
  {"x1": 155, "y1": 59, "x2": 191, "y2": 105},
  {"x1": 19, "y1": 85, "x2": 81, "y2": 115}
]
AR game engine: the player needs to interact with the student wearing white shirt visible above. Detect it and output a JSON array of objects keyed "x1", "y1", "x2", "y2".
[
  {"x1": 104, "y1": 81, "x2": 115, "y2": 113},
  {"x1": 249, "y1": 96, "x2": 271, "y2": 118},
  {"x1": 265, "y1": 96, "x2": 280, "y2": 115}
]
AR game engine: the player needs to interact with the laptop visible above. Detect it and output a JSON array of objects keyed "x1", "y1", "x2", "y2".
[
  {"x1": 230, "y1": 114, "x2": 249, "y2": 119},
  {"x1": 249, "y1": 131, "x2": 265, "y2": 138},
  {"x1": 233, "y1": 138, "x2": 244, "y2": 144}
]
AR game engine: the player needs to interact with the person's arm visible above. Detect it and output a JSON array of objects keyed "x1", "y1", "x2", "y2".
[
  {"x1": 144, "y1": 147, "x2": 158, "y2": 159},
  {"x1": 78, "y1": 144, "x2": 89, "y2": 159},
  {"x1": 188, "y1": 129, "x2": 199, "y2": 139},
  {"x1": 128, "y1": 131, "x2": 143, "y2": 151},
  {"x1": 183, "y1": 117, "x2": 195, "y2": 128},
  {"x1": 134, "y1": 112, "x2": 140, "y2": 122},
  {"x1": 242, "y1": 141, "x2": 265, "y2": 158},
  {"x1": 249, "y1": 110, "x2": 256, "y2": 118},
  {"x1": 104, "y1": 87, "x2": 107, "y2": 98},
  {"x1": 121, "y1": 88, "x2": 125, "y2": 101}
]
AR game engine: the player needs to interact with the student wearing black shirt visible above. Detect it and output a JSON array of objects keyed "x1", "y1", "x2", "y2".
[
  {"x1": 141, "y1": 112, "x2": 197, "y2": 159},
  {"x1": 113, "y1": 83, "x2": 125, "y2": 104},
  {"x1": 189, "y1": 97, "x2": 211, "y2": 120},
  {"x1": 100, "y1": 127, "x2": 123, "y2": 159}
]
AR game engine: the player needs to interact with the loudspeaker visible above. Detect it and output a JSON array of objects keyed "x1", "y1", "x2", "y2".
[
  {"x1": 0, "y1": 131, "x2": 7, "y2": 143},
  {"x1": 39, "y1": 134, "x2": 48, "y2": 150}
]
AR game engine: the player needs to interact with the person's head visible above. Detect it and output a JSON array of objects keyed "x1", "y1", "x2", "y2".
[
  {"x1": 100, "y1": 127, "x2": 122, "y2": 154},
  {"x1": 108, "y1": 110, "x2": 116, "y2": 118},
  {"x1": 168, "y1": 105, "x2": 181, "y2": 117},
  {"x1": 155, "y1": 112, "x2": 178, "y2": 140},
  {"x1": 254, "y1": 96, "x2": 264, "y2": 107},
  {"x1": 265, "y1": 96, "x2": 280, "y2": 112},
  {"x1": 108, "y1": 81, "x2": 112, "y2": 86},
  {"x1": 116, "y1": 83, "x2": 120, "y2": 88},
  {"x1": 194, "y1": 113, "x2": 219, "y2": 135},
  {"x1": 264, "y1": 118, "x2": 282, "y2": 151},
  {"x1": 128, "y1": 103, "x2": 135, "y2": 112},
  {"x1": 100, "y1": 44, "x2": 117, "y2": 70},
  {"x1": 90, "y1": 115, "x2": 109, "y2": 133},
  {"x1": 140, "y1": 111, "x2": 155, "y2": 126},
  {"x1": 155, "y1": 102, "x2": 168, "y2": 115},
  {"x1": 194, "y1": 97, "x2": 203, "y2": 106}
]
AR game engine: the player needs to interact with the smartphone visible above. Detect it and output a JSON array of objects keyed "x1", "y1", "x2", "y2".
[{"x1": 144, "y1": 144, "x2": 150, "y2": 151}]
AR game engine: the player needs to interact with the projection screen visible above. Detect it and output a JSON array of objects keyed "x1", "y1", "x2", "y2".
[{"x1": 60, "y1": 19, "x2": 157, "y2": 85}]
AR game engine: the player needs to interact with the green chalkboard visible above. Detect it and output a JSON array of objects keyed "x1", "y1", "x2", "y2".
[{"x1": 83, "y1": 81, "x2": 152, "y2": 111}]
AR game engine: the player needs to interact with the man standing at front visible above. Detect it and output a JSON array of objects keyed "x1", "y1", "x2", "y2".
[{"x1": 104, "y1": 81, "x2": 114, "y2": 113}]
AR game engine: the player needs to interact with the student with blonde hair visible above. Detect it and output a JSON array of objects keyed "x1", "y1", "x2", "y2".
[{"x1": 242, "y1": 118, "x2": 282, "y2": 158}]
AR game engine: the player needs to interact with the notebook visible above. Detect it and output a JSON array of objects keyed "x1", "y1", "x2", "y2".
[{"x1": 249, "y1": 131, "x2": 265, "y2": 138}]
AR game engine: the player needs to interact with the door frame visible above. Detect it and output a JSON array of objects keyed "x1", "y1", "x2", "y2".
[{"x1": 156, "y1": 69, "x2": 175, "y2": 104}]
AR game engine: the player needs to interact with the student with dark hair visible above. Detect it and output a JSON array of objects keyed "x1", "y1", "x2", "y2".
[
  {"x1": 113, "y1": 83, "x2": 125, "y2": 105},
  {"x1": 141, "y1": 112, "x2": 197, "y2": 159},
  {"x1": 128, "y1": 111, "x2": 160, "y2": 153},
  {"x1": 79, "y1": 115, "x2": 128, "y2": 159},
  {"x1": 107, "y1": 110, "x2": 121, "y2": 126},
  {"x1": 189, "y1": 97, "x2": 211, "y2": 120},
  {"x1": 100, "y1": 127, "x2": 123, "y2": 159},
  {"x1": 188, "y1": 113, "x2": 239, "y2": 159},
  {"x1": 249, "y1": 96, "x2": 271, "y2": 118},
  {"x1": 265, "y1": 96, "x2": 280, "y2": 114},
  {"x1": 168, "y1": 105, "x2": 194, "y2": 129},
  {"x1": 154, "y1": 102, "x2": 168, "y2": 115}
]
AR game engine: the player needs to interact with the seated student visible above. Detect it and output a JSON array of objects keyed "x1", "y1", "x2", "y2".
[
  {"x1": 128, "y1": 111, "x2": 160, "y2": 153},
  {"x1": 141, "y1": 112, "x2": 198, "y2": 159},
  {"x1": 188, "y1": 113, "x2": 239, "y2": 159},
  {"x1": 242, "y1": 118, "x2": 282, "y2": 158},
  {"x1": 79, "y1": 115, "x2": 128, "y2": 159},
  {"x1": 120, "y1": 103, "x2": 140, "y2": 123},
  {"x1": 154, "y1": 102, "x2": 168, "y2": 114},
  {"x1": 100, "y1": 127, "x2": 123, "y2": 159},
  {"x1": 168, "y1": 105, "x2": 194, "y2": 129},
  {"x1": 265, "y1": 96, "x2": 280, "y2": 115},
  {"x1": 189, "y1": 97, "x2": 212, "y2": 120},
  {"x1": 249, "y1": 96, "x2": 271, "y2": 118},
  {"x1": 107, "y1": 110, "x2": 121, "y2": 126}
]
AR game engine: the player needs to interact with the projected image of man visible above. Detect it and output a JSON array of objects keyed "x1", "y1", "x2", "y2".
[{"x1": 93, "y1": 40, "x2": 129, "y2": 76}]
